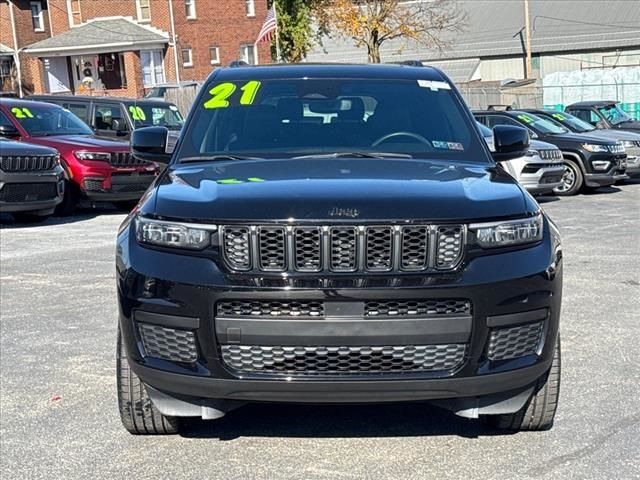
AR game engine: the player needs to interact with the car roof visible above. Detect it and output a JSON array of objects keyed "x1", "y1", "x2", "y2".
[
  {"x1": 209, "y1": 63, "x2": 447, "y2": 82},
  {"x1": 567, "y1": 101, "x2": 618, "y2": 108},
  {"x1": 0, "y1": 97, "x2": 64, "y2": 108},
  {"x1": 28, "y1": 94, "x2": 175, "y2": 106}
]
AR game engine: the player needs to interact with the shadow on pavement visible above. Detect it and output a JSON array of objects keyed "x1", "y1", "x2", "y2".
[
  {"x1": 178, "y1": 402, "x2": 515, "y2": 441},
  {"x1": 0, "y1": 205, "x2": 128, "y2": 229},
  {"x1": 535, "y1": 195, "x2": 561, "y2": 204}
]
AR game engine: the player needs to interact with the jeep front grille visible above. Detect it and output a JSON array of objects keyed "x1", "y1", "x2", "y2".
[
  {"x1": 221, "y1": 344, "x2": 467, "y2": 376},
  {"x1": 110, "y1": 152, "x2": 148, "y2": 167},
  {"x1": 365, "y1": 299, "x2": 471, "y2": 317},
  {"x1": 217, "y1": 300, "x2": 324, "y2": 318},
  {"x1": 0, "y1": 154, "x2": 57, "y2": 172},
  {"x1": 220, "y1": 224, "x2": 465, "y2": 273}
]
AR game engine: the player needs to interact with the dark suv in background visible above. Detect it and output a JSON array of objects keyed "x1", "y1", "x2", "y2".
[
  {"x1": 474, "y1": 110, "x2": 627, "y2": 195},
  {"x1": 566, "y1": 101, "x2": 640, "y2": 133},
  {"x1": 0, "y1": 138, "x2": 64, "y2": 222},
  {"x1": 116, "y1": 64, "x2": 563, "y2": 435},
  {"x1": 30, "y1": 95, "x2": 184, "y2": 141}
]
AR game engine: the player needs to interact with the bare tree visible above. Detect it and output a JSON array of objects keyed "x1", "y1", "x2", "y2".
[{"x1": 317, "y1": 0, "x2": 466, "y2": 63}]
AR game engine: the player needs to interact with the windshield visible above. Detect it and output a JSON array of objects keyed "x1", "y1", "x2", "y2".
[
  {"x1": 514, "y1": 112, "x2": 567, "y2": 135},
  {"x1": 545, "y1": 111, "x2": 595, "y2": 133},
  {"x1": 9, "y1": 104, "x2": 92, "y2": 136},
  {"x1": 177, "y1": 78, "x2": 488, "y2": 162},
  {"x1": 127, "y1": 103, "x2": 183, "y2": 129},
  {"x1": 598, "y1": 104, "x2": 633, "y2": 126}
]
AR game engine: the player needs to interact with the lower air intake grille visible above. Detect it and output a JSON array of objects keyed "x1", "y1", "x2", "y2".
[
  {"x1": 487, "y1": 322, "x2": 543, "y2": 361},
  {"x1": 217, "y1": 301, "x2": 324, "y2": 318},
  {"x1": 138, "y1": 323, "x2": 198, "y2": 363},
  {"x1": 365, "y1": 299, "x2": 471, "y2": 317},
  {"x1": 0, "y1": 183, "x2": 58, "y2": 202},
  {"x1": 221, "y1": 344, "x2": 466, "y2": 376}
]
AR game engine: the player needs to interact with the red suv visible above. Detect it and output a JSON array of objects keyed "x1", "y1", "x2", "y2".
[{"x1": 0, "y1": 99, "x2": 158, "y2": 214}]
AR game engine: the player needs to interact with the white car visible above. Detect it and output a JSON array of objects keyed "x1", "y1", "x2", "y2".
[{"x1": 477, "y1": 122, "x2": 564, "y2": 194}]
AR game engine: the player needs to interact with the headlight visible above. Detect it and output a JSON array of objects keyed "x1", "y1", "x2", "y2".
[
  {"x1": 526, "y1": 149, "x2": 539, "y2": 157},
  {"x1": 74, "y1": 151, "x2": 111, "y2": 162},
  {"x1": 581, "y1": 143, "x2": 609, "y2": 153},
  {"x1": 622, "y1": 140, "x2": 637, "y2": 148},
  {"x1": 136, "y1": 216, "x2": 216, "y2": 250},
  {"x1": 471, "y1": 214, "x2": 543, "y2": 248}
]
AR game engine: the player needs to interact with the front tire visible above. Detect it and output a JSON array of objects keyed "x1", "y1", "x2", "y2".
[
  {"x1": 487, "y1": 335, "x2": 561, "y2": 431},
  {"x1": 553, "y1": 159, "x2": 583, "y2": 196},
  {"x1": 116, "y1": 326, "x2": 180, "y2": 435}
]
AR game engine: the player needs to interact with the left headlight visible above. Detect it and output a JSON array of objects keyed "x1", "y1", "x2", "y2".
[
  {"x1": 471, "y1": 214, "x2": 543, "y2": 248},
  {"x1": 136, "y1": 216, "x2": 217, "y2": 250},
  {"x1": 74, "y1": 151, "x2": 111, "y2": 162},
  {"x1": 622, "y1": 140, "x2": 637, "y2": 148},
  {"x1": 581, "y1": 143, "x2": 609, "y2": 153}
]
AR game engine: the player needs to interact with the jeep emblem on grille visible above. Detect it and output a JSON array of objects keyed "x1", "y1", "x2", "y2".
[{"x1": 329, "y1": 207, "x2": 360, "y2": 218}]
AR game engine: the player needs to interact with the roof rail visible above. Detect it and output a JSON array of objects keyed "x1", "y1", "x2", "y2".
[
  {"x1": 396, "y1": 60, "x2": 424, "y2": 67},
  {"x1": 228, "y1": 60, "x2": 250, "y2": 68}
]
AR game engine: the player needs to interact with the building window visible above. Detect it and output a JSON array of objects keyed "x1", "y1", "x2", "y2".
[
  {"x1": 67, "y1": 0, "x2": 81, "y2": 26},
  {"x1": 140, "y1": 50, "x2": 165, "y2": 86},
  {"x1": 185, "y1": 0, "x2": 196, "y2": 19},
  {"x1": 240, "y1": 44, "x2": 256, "y2": 65},
  {"x1": 245, "y1": 0, "x2": 255, "y2": 17},
  {"x1": 209, "y1": 46, "x2": 220, "y2": 65},
  {"x1": 136, "y1": 0, "x2": 151, "y2": 22},
  {"x1": 30, "y1": 1, "x2": 44, "y2": 32},
  {"x1": 182, "y1": 48, "x2": 193, "y2": 67}
]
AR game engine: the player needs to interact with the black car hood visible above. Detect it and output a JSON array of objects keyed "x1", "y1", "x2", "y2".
[
  {"x1": 149, "y1": 158, "x2": 535, "y2": 222},
  {"x1": 614, "y1": 120, "x2": 640, "y2": 132}
]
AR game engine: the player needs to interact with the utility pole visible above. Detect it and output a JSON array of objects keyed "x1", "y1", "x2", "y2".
[
  {"x1": 8, "y1": 1, "x2": 23, "y2": 98},
  {"x1": 524, "y1": 0, "x2": 532, "y2": 78}
]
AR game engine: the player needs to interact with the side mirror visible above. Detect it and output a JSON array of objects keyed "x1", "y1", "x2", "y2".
[
  {"x1": 492, "y1": 125, "x2": 530, "y2": 162},
  {"x1": 0, "y1": 124, "x2": 20, "y2": 139},
  {"x1": 131, "y1": 126, "x2": 172, "y2": 164},
  {"x1": 111, "y1": 118, "x2": 127, "y2": 133}
]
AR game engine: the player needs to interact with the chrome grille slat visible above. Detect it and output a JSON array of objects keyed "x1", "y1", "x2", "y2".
[
  {"x1": 220, "y1": 224, "x2": 464, "y2": 273},
  {"x1": 0, "y1": 155, "x2": 57, "y2": 172},
  {"x1": 109, "y1": 152, "x2": 147, "y2": 166}
]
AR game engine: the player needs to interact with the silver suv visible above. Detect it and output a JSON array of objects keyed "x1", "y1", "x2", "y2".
[{"x1": 478, "y1": 122, "x2": 564, "y2": 194}]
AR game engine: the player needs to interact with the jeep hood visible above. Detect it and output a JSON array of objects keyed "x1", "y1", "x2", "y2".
[
  {"x1": 26, "y1": 135, "x2": 129, "y2": 150},
  {"x1": 150, "y1": 158, "x2": 536, "y2": 222}
]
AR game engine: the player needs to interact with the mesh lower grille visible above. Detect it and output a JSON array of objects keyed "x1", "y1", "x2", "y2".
[
  {"x1": 217, "y1": 301, "x2": 324, "y2": 318},
  {"x1": 138, "y1": 323, "x2": 198, "y2": 363},
  {"x1": 0, "y1": 183, "x2": 58, "y2": 202},
  {"x1": 365, "y1": 299, "x2": 471, "y2": 317},
  {"x1": 487, "y1": 322, "x2": 543, "y2": 361},
  {"x1": 84, "y1": 179, "x2": 104, "y2": 192},
  {"x1": 221, "y1": 344, "x2": 466, "y2": 376}
]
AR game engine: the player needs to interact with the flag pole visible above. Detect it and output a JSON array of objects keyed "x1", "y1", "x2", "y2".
[{"x1": 273, "y1": 0, "x2": 282, "y2": 62}]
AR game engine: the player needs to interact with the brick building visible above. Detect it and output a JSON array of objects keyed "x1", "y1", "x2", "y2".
[{"x1": 0, "y1": 0, "x2": 269, "y2": 97}]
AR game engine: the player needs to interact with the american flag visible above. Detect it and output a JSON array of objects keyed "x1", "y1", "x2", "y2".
[{"x1": 255, "y1": 5, "x2": 277, "y2": 43}]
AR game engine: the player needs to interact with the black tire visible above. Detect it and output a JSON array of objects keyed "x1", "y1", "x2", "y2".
[
  {"x1": 116, "y1": 326, "x2": 179, "y2": 435},
  {"x1": 487, "y1": 335, "x2": 561, "y2": 431},
  {"x1": 12, "y1": 212, "x2": 50, "y2": 223},
  {"x1": 54, "y1": 180, "x2": 79, "y2": 216},
  {"x1": 113, "y1": 200, "x2": 138, "y2": 212},
  {"x1": 553, "y1": 159, "x2": 583, "y2": 196}
]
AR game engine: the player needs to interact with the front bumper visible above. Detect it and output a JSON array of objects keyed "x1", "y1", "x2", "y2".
[
  {"x1": 0, "y1": 168, "x2": 64, "y2": 213},
  {"x1": 584, "y1": 154, "x2": 627, "y2": 186},
  {"x1": 116, "y1": 216, "x2": 562, "y2": 406},
  {"x1": 518, "y1": 165, "x2": 564, "y2": 194},
  {"x1": 83, "y1": 171, "x2": 156, "y2": 201}
]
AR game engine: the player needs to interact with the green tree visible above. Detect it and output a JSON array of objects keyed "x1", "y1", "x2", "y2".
[{"x1": 271, "y1": 0, "x2": 321, "y2": 63}]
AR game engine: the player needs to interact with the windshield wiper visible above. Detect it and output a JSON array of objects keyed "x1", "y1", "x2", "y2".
[
  {"x1": 292, "y1": 151, "x2": 413, "y2": 160},
  {"x1": 180, "y1": 154, "x2": 263, "y2": 163}
]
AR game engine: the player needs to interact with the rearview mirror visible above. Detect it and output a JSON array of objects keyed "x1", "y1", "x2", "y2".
[
  {"x1": 0, "y1": 124, "x2": 20, "y2": 139},
  {"x1": 492, "y1": 125, "x2": 530, "y2": 162},
  {"x1": 131, "y1": 126, "x2": 172, "y2": 164}
]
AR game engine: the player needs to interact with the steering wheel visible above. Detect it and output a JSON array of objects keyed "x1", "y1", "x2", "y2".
[{"x1": 372, "y1": 131, "x2": 432, "y2": 148}]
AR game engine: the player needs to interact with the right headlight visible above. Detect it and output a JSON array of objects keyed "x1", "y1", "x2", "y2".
[
  {"x1": 471, "y1": 214, "x2": 543, "y2": 248},
  {"x1": 136, "y1": 216, "x2": 217, "y2": 250}
]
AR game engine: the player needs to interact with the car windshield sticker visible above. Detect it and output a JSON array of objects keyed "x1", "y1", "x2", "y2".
[
  {"x1": 417, "y1": 80, "x2": 451, "y2": 91},
  {"x1": 552, "y1": 113, "x2": 566, "y2": 121},
  {"x1": 203, "y1": 81, "x2": 262, "y2": 109},
  {"x1": 517, "y1": 114, "x2": 535, "y2": 124},
  {"x1": 432, "y1": 140, "x2": 464, "y2": 150},
  {"x1": 11, "y1": 107, "x2": 34, "y2": 119},
  {"x1": 129, "y1": 106, "x2": 147, "y2": 121}
]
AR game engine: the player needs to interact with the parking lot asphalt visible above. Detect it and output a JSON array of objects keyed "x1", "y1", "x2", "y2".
[{"x1": 1, "y1": 182, "x2": 639, "y2": 480}]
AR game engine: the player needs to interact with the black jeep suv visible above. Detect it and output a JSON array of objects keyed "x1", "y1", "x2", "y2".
[
  {"x1": 116, "y1": 64, "x2": 562, "y2": 435},
  {"x1": 475, "y1": 110, "x2": 627, "y2": 196}
]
